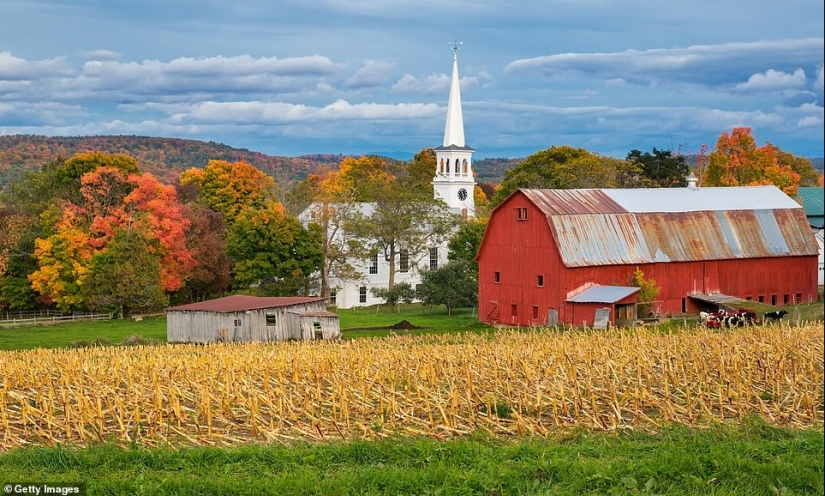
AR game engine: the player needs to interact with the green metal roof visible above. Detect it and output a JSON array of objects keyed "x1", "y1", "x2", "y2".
[{"x1": 796, "y1": 187, "x2": 824, "y2": 228}]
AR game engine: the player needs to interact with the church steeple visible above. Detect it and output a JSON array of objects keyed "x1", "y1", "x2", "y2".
[
  {"x1": 443, "y1": 46, "x2": 465, "y2": 148},
  {"x1": 433, "y1": 42, "x2": 476, "y2": 218}
]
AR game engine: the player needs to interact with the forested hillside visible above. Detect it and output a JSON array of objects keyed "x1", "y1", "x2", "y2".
[
  {"x1": 0, "y1": 135, "x2": 345, "y2": 191},
  {"x1": 0, "y1": 135, "x2": 526, "y2": 192}
]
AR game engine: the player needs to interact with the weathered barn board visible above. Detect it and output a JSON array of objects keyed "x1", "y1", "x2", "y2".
[
  {"x1": 477, "y1": 185, "x2": 819, "y2": 327},
  {"x1": 166, "y1": 295, "x2": 340, "y2": 343}
]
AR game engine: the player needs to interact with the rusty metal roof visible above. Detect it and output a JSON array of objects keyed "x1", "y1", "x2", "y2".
[
  {"x1": 167, "y1": 295, "x2": 326, "y2": 312},
  {"x1": 566, "y1": 285, "x2": 640, "y2": 303},
  {"x1": 520, "y1": 186, "x2": 819, "y2": 267}
]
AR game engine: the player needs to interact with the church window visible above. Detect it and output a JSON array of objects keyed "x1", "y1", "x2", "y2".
[
  {"x1": 399, "y1": 249, "x2": 409, "y2": 273},
  {"x1": 463, "y1": 159, "x2": 468, "y2": 175},
  {"x1": 446, "y1": 159, "x2": 450, "y2": 174},
  {"x1": 429, "y1": 247, "x2": 438, "y2": 271},
  {"x1": 359, "y1": 286, "x2": 367, "y2": 303},
  {"x1": 369, "y1": 253, "x2": 379, "y2": 275}
]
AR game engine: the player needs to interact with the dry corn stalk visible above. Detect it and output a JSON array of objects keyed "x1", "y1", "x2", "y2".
[{"x1": 0, "y1": 323, "x2": 822, "y2": 450}]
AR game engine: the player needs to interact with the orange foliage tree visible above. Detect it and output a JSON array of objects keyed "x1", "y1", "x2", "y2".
[
  {"x1": 29, "y1": 162, "x2": 195, "y2": 312},
  {"x1": 703, "y1": 127, "x2": 801, "y2": 196}
]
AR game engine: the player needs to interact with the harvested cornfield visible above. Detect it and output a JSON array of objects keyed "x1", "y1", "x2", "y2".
[{"x1": 0, "y1": 324, "x2": 822, "y2": 450}]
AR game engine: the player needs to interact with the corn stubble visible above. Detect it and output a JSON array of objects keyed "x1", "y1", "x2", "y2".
[{"x1": 0, "y1": 324, "x2": 822, "y2": 450}]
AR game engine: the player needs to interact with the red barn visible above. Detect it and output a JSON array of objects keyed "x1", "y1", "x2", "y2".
[{"x1": 476, "y1": 184, "x2": 819, "y2": 327}]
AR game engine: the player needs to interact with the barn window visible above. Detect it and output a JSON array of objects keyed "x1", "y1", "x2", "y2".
[
  {"x1": 359, "y1": 286, "x2": 367, "y2": 303},
  {"x1": 369, "y1": 253, "x2": 379, "y2": 275},
  {"x1": 771, "y1": 294, "x2": 777, "y2": 306},
  {"x1": 795, "y1": 293, "x2": 802, "y2": 304},
  {"x1": 537, "y1": 275, "x2": 544, "y2": 287},
  {"x1": 532, "y1": 305, "x2": 539, "y2": 320},
  {"x1": 758, "y1": 295, "x2": 764, "y2": 303},
  {"x1": 399, "y1": 249, "x2": 409, "y2": 273},
  {"x1": 783, "y1": 294, "x2": 789, "y2": 305},
  {"x1": 234, "y1": 319, "x2": 242, "y2": 327},
  {"x1": 313, "y1": 322, "x2": 323, "y2": 340},
  {"x1": 516, "y1": 207, "x2": 528, "y2": 221},
  {"x1": 266, "y1": 314, "x2": 276, "y2": 326},
  {"x1": 745, "y1": 295, "x2": 752, "y2": 301},
  {"x1": 494, "y1": 271, "x2": 500, "y2": 283},
  {"x1": 329, "y1": 290, "x2": 337, "y2": 305},
  {"x1": 511, "y1": 304, "x2": 518, "y2": 318},
  {"x1": 681, "y1": 298, "x2": 686, "y2": 313},
  {"x1": 429, "y1": 247, "x2": 438, "y2": 271}
]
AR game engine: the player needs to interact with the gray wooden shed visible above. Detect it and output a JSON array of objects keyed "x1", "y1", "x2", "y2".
[{"x1": 166, "y1": 295, "x2": 340, "y2": 343}]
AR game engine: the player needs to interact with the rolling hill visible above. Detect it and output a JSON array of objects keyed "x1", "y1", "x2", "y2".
[{"x1": 0, "y1": 135, "x2": 522, "y2": 192}]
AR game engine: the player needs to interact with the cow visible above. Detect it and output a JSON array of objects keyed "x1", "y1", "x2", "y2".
[{"x1": 763, "y1": 309, "x2": 788, "y2": 322}]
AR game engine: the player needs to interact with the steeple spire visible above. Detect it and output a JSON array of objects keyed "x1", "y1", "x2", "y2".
[
  {"x1": 433, "y1": 42, "x2": 476, "y2": 218},
  {"x1": 443, "y1": 41, "x2": 465, "y2": 147}
]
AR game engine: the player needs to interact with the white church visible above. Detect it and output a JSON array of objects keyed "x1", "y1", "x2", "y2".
[{"x1": 299, "y1": 47, "x2": 477, "y2": 309}]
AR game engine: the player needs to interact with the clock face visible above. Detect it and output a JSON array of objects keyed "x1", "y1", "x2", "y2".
[{"x1": 457, "y1": 188, "x2": 468, "y2": 201}]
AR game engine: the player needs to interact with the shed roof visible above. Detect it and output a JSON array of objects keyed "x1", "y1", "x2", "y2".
[
  {"x1": 167, "y1": 295, "x2": 326, "y2": 312},
  {"x1": 515, "y1": 186, "x2": 818, "y2": 267},
  {"x1": 796, "y1": 187, "x2": 824, "y2": 228},
  {"x1": 566, "y1": 285, "x2": 640, "y2": 303}
]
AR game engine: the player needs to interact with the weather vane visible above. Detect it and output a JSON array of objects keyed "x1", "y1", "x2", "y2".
[{"x1": 449, "y1": 40, "x2": 463, "y2": 53}]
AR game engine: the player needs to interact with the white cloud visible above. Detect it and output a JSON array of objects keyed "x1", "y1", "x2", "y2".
[
  {"x1": 504, "y1": 39, "x2": 824, "y2": 88},
  {"x1": 0, "y1": 52, "x2": 75, "y2": 80},
  {"x1": 734, "y1": 69, "x2": 807, "y2": 91},
  {"x1": 344, "y1": 60, "x2": 395, "y2": 89}
]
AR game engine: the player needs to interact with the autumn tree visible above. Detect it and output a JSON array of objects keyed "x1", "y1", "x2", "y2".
[
  {"x1": 174, "y1": 203, "x2": 232, "y2": 304},
  {"x1": 298, "y1": 155, "x2": 398, "y2": 299},
  {"x1": 56, "y1": 152, "x2": 140, "y2": 205},
  {"x1": 629, "y1": 267, "x2": 660, "y2": 318},
  {"x1": 226, "y1": 202, "x2": 323, "y2": 296},
  {"x1": 344, "y1": 183, "x2": 458, "y2": 290},
  {"x1": 28, "y1": 169, "x2": 195, "y2": 312},
  {"x1": 703, "y1": 127, "x2": 802, "y2": 195},
  {"x1": 626, "y1": 148, "x2": 689, "y2": 187},
  {"x1": 491, "y1": 146, "x2": 642, "y2": 207},
  {"x1": 0, "y1": 159, "x2": 68, "y2": 310},
  {"x1": 123, "y1": 174, "x2": 196, "y2": 292},
  {"x1": 179, "y1": 160, "x2": 277, "y2": 224},
  {"x1": 80, "y1": 229, "x2": 167, "y2": 318},
  {"x1": 403, "y1": 148, "x2": 438, "y2": 197}
]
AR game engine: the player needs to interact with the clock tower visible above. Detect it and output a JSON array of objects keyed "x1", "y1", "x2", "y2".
[{"x1": 433, "y1": 42, "x2": 476, "y2": 218}]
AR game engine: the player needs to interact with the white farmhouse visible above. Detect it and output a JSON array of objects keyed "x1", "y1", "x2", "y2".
[{"x1": 299, "y1": 48, "x2": 477, "y2": 309}]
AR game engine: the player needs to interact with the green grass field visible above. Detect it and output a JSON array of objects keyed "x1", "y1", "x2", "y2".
[
  {"x1": 0, "y1": 419, "x2": 821, "y2": 495},
  {"x1": 1, "y1": 300, "x2": 822, "y2": 495}
]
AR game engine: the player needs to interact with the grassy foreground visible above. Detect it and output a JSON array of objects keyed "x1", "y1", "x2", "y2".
[{"x1": 1, "y1": 419, "x2": 822, "y2": 495}]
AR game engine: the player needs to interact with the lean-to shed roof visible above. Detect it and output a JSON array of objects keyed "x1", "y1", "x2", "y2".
[
  {"x1": 167, "y1": 295, "x2": 326, "y2": 312},
  {"x1": 517, "y1": 186, "x2": 819, "y2": 267}
]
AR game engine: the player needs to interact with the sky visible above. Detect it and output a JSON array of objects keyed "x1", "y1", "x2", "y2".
[{"x1": 0, "y1": 1, "x2": 823, "y2": 160}]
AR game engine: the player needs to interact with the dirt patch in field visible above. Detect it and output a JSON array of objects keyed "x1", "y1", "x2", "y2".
[{"x1": 344, "y1": 320, "x2": 425, "y2": 332}]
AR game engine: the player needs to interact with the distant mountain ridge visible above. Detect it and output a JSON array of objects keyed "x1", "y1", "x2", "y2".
[
  {"x1": 0, "y1": 135, "x2": 521, "y2": 191},
  {"x1": 0, "y1": 135, "x2": 347, "y2": 191},
  {"x1": 1, "y1": 135, "x2": 819, "y2": 193}
]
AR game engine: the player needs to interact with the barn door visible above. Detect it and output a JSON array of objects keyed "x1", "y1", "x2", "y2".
[
  {"x1": 547, "y1": 308, "x2": 559, "y2": 326},
  {"x1": 486, "y1": 301, "x2": 499, "y2": 322}
]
